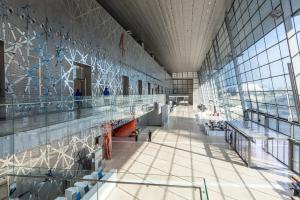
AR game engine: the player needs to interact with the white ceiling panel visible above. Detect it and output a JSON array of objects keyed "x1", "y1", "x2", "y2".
[{"x1": 97, "y1": 0, "x2": 232, "y2": 72}]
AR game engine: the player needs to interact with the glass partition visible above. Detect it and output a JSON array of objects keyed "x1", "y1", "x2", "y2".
[
  {"x1": 5, "y1": 168, "x2": 208, "y2": 200},
  {"x1": 0, "y1": 95, "x2": 166, "y2": 177},
  {"x1": 275, "y1": 139, "x2": 289, "y2": 165},
  {"x1": 225, "y1": 123, "x2": 251, "y2": 166},
  {"x1": 0, "y1": 95, "x2": 165, "y2": 136},
  {"x1": 293, "y1": 144, "x2": 300, "y2": 173}
]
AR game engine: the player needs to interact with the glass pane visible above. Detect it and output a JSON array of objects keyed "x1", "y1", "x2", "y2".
[
  {"x1": 278, "y1": 120, "x2": 291, "y2": 136},
  {"x1": 265, "y1": 29, "x2": 278, "y2": 48},
  {"x1": 294, "y1": 144, "x2": 300, "y2": 173},
  {"x1": 269, "y1": 117, "x2": 278, "y2": 130},
  {"x1": 267, "y1": 45, "x2": 281, "y2": 62},
  {"x1": 269, "y1": 60, "x2": 284, "y2": 76}
]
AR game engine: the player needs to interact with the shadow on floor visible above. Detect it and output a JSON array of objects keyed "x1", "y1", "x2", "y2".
[{"x1": 151, "y1": 141, "x2": 246, "y2": 167}]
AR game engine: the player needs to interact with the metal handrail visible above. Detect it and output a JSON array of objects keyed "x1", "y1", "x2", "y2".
[
  {"x1": 204, "y1": 178, "x2": 209, "y2": 200},
  {"x1": 5, "y1": 173, "x2": 205, "y2": 200},
  {"x1": 5, "y1": 173, "x2": 201, "y2": 189},
  {"x1": 0, "y1": 95, "x2": 164, "y2": 106},
  {"x1": 1, "y1": 166, "x2": 209, "y2": 180}
]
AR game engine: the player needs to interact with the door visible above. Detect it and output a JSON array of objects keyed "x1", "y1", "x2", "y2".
[
  {"x1": 74, "y1": 62, "x2": 91, "y2": 96},
  {"x1": 74, "y1": 79, "x2": 85, "y2": 95},
  {"x1": 122, "y1": 76, "x2": 129, "y2": 95},
  {"x1": 138, "y1": 80, "x2": 142, "y2": 95},
  {"x1": 148, "y1": 83, "x2": 151, "y2": 95}
]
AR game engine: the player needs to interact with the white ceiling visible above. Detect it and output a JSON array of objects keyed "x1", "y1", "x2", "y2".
[{"x1": 97, "y1": 0, "x2": 232, "y2": 73}]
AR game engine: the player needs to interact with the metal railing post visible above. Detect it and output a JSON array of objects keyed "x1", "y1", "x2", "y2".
[
  {"x1": 204, "y1": 178, "x2": 209, "y2": 200},
  {"x1": 248, "y1": 138, "x2": 251, "y2": 167}
]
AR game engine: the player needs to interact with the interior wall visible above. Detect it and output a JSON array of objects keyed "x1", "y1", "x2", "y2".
[{"x1": 1, "y1": 0, "x2": 171, "y2": 100}]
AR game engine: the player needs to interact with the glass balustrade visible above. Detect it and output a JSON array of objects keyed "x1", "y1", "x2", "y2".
[
  {"x1": 0, "y1": 95, "x2": 166, "y2": 135},
  {"x1": 0, "y1": 95, "x2": 166, "y2": 177},
  {"x1": 225, "y1": 122, "x2": 251, "y2": 166},
  {"x1": 3, "y1": 167, "x2": 208, "y2": 200}
]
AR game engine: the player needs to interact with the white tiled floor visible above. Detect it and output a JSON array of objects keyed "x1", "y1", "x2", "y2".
[{"x1": 104, "y1": 106, "x2": 294, "y2": 200}]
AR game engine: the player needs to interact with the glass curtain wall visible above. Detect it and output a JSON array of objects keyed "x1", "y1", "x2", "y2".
[
  {"x1": 199, "y1": 22, "x2": 243, "y2": 121},
  {"x1": 230, "y1": 0, "x2": 297, "y2": 123},
  {"x1": 286, "y1": 1, "x2": 300, "y2": 138},
  {"x1": 198, "y1": 0, "x2": 300, "y2": 171},
  {"x1": 199, "y1": 60, "x2": 216, "y2": 112},
  {"x1": 282, "y1": 0, "x2": 300, "y2": 173},
  {"x1": 199, "y1": 0, "x2": 300, "y2": 123},
  {"x1": 287, "y1": 0, "x2": 300, "y2": 103}
]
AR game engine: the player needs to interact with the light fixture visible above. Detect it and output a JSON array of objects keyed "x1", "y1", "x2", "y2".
[
  {"x1": 30, "y1": 18, "x2": 36, "y2": 24},
  {"x1": 126, "y1": 30, "x2": 132, "y2": 35},
  {"x1": 7, "y1": 7, "x2": 13, "y2": 15},
  {"x1": 55, "y1": 31, "x2": 60, "y2": 37},
  {"x1": 270, "y1": 9, "x2": 283, "y2": 19},
  {"x1": 20, "y1": 13, "x2": 25, "y2": 20}
]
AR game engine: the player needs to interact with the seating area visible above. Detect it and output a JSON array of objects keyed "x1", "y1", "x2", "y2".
[
  {"x1": 196, "y1": 111, "x2": 225, "y2": 136},
  {"x1": 205, "y1": 120, "x2": 225, "y2": 131}
]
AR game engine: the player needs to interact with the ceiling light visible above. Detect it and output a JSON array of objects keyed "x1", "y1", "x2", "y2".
[
  {"x1": 270, "y1": 9, "x2": 283, "y2": 19},
  {"x1": 126, "y1": 30, "x2": 132, "y2": 35}
]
